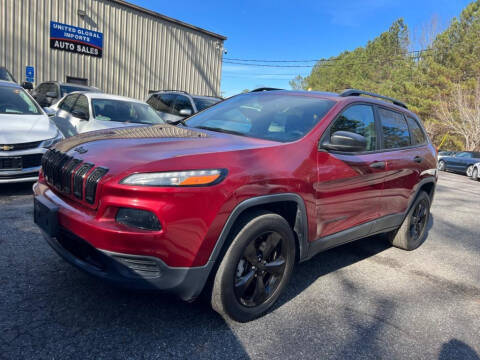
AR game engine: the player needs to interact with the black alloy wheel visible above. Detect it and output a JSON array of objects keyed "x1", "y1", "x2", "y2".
[
  {"x1": 234, "y1": 231, "x2": 287, "y2": 307},
  {"x1": 409, "y1": 198, "x2": 428, "y2": 242}
]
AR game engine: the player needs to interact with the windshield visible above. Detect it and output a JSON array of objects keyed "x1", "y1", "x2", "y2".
[
  {"x1": 92, "y1": 99, "x2": 165, "y2": 125},
  {"x1": 185, "y1": 93, "x2": 335, "y2": 142},
  {"x1": 0, "y1": 68, "x2": 15, "y2": 82},
  {"x1": 61, "y1": 85, "x2": 97, "y2": 96},
  {"x1": 193, "y1": 97, "x2": 221, "y2": 111},
  {"x1": 0, "y1": 87, "x2": 41, "y2": 115}
]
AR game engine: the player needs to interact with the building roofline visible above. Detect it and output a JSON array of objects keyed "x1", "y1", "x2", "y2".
[{"x1": 108, "y1": 0, "x2": 227, "y2": 41}]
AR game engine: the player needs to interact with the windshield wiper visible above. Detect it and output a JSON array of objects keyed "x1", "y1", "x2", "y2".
[
  {"x1": 169, "y1": 118, "x2": 187, "y2": 126},
  {"x1": 194, "y1": 126, "x2": 246, "y2": 137}
]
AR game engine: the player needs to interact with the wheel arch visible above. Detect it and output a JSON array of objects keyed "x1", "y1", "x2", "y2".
[{"x1": 208, "y1": 193, "x2": 309, "y2": 267}]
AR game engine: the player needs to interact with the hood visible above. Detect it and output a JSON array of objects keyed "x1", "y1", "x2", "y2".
[
  {"x1": 56, "y1": 124, "x2": 279, "y2": 174},
  {"x1": 0, "y1": 114, "x2": 58, "y2": 144}
]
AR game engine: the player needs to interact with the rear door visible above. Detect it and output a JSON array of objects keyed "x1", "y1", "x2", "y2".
[
  {"x1": 146, "y1": 93, "x2": 178, "y2": 122},
  {"x1": 379, "y1": 107, "x2": 431, "y2": 217},
  {"x1": 53, "y1": 94, "x2": 79, "y2": 137},
  {"x1": 316, "y1": 103, "x2": 386, "y2": 238}
]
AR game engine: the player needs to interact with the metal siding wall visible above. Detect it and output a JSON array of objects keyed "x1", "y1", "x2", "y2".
[{"x1": 0, "y1": 0, "x2": 223, "y2": 98}]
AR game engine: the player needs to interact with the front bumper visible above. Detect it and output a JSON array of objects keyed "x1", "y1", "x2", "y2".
[
  {"x1": 41, "y1": 226, "x2": 213, "y2": 301},
  {"x1": 0, "y1": 167, "x2": 40, "y2": 183},
  {"x1": 0, "y1": 148, "x2": 45, "y2": 183}
]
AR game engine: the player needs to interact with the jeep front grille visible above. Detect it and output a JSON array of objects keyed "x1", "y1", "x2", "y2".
[{"x1": 42, "y1": 149, "x2": 108, "y2": 205}]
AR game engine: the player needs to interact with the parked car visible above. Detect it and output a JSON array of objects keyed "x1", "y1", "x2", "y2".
[
  {"x1": 470, "y1": 162, "x2": 480, "y2": 181},
  {"x1": 0, "y1": 66, "x2": 16, "y2": 83},
  {"x1": 437, "y1": 151, "x2": 480, "y2": 176},
  {"x1": 32, "y1": 81, "x2": 101, "y2": 107},
  {"x1": 0, "y1": 80, "x2": 63, "y2": 183},
  {"x1": 33, "y1": 89, "x2": 437, "y2": 322},
  {"x1": 146, "y1": 90, "x2": 221, "y2": 123},
  {"x1": 52, "y1": 92, "x2": 165, "y2": 137},
  {"x1": 438, "y1": 150, "x2": 457, "y2": 159}
]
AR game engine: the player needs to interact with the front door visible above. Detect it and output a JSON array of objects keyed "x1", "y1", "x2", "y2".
[{"x1": 316, "y1": 104, "x2": 385, "y2": 238}]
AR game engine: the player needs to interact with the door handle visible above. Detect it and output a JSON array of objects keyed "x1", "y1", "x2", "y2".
[
  {"x1": 413, "y1": 156, "x2": 423, "y2": 163},
  {"x1": 369, "y1": 161, "x2": 385, "y2": 169}
]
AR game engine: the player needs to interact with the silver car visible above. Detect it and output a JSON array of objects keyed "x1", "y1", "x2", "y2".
[
  {"x1": 0, "y1": 80, "x2": 63, "y2": 183},
  {"x1": 52, "y1": 92, "x2": 165, "y2": 137}
]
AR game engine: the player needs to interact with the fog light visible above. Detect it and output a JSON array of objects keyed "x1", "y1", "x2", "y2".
[{"x1": 116, "y1": 208, "x2": 161, "y2": 231}]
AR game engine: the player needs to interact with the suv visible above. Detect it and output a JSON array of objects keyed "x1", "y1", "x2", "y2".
[
  {"x1": 32, "y1": 81, "x2": 101, "y2": 107},
  {"x1": 146, "y1": 90, "x2": 221, "y2": 123},
  {"x1": 33, "y1": 89, "x2": 437, "y2": 322}
]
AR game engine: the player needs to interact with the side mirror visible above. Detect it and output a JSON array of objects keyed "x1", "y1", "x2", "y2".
[
  {"x1": 179, "y1": 108, "x2": 192, "y2": 117},
  {"x1": 321, "y1": 131, "x2": 367, "y2": 152},
  {"x1": 71, "y1": 109, "x2": 89, "y2": 120},
  {"x1": 22, "y1": 81, "x2": 33, "y2": 90},
  {"x1": 43, "y1": 107, "x2": 56, "y2": 117},
  {"x1": 46, "y1": 91, "x2": 57, "y2": 98}
]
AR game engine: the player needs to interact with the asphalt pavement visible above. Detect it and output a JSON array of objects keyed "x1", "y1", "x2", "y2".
[{"x1": 1, "y1": 171, "x2": 479, "y2": 359}]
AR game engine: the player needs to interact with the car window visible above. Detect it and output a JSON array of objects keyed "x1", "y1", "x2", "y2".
[
  {"x1": 185, "y1": 93, "x2": 335, "y2": 142},
  {"x1": 456, "y1": 152, "x2": 470, "y2": 158},
  {"x1": 35, "y1": 83, "x2": 48, "y2": 95},
  {"x1": 406, "y1": 116, "x2": 426, "y2": 145},
  {"x1": 193, "y1": 97, "x2": 221, "y2": 111},
  {"x1": 71, "y1": 95, "x2": 89, "y2": 117},
  {"x1": 92, "y1": 99, "x2": 164, "y2": 124},
  {"x1": 378, "y1": 108, "x2": 411, "y2": 149},
  {"x1": 330, "y1": 104, "x2": 377, "y2": 151},
  {"x1": 147, "y1": 94, "x2": 177, "y2": 114},
  {"x1": 173, "y1": 95, "x2": 193, "y2": 114},
  {"x1": 45, "y1": 83, "x2": 58, "y2": 96},
  {"x1": 0, "y1": 68, "x2": 15, "y2": 82},
  {"x1": 61, "y1": 85, "x2": 94, "y2": 96},
  {"x1": 58, "y1": 94, "x2": 79, "y2": 112},
  {"x1": 0, "y1": 87, "x2": 41, "y2": 114}
]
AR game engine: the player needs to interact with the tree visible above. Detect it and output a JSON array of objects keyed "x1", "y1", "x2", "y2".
[{"x1": 436, "y1": 80, "x2": 480, "y2": 151}]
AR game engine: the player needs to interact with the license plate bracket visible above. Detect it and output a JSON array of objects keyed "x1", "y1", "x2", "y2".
[{"x1": 34, "y1": 196, "x2": 59, "y2": 237}]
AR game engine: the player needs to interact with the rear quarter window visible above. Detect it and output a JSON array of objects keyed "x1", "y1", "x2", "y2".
[
  {"x1": 406, "y1": 116, "x2": 427, "y2": 145},
  {"x1": 378, "y1": 107, "x2": 411, "y2": 149}
]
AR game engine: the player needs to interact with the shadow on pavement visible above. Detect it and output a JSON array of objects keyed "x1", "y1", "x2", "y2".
[
  {"x1": 439, "y1": 339, "x2": 480, "y2": 360},
  {"x1": 0, "y1": 181, "x2": 35, "y2": 197}
]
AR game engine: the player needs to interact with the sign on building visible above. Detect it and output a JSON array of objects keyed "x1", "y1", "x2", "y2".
[
  {"x1": 25, "y1": 66, "x2": 34, "y2": 83},
  {"x1": 49, "y1": 21, "x2": 103, "y2": 58}
]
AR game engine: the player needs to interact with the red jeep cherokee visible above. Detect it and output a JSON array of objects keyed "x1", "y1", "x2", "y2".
[{"x1": 33, "y1": 89, "x2": 437, "y2": 322}]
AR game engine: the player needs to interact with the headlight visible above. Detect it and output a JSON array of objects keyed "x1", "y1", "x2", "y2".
[
  {"x1": 120, "y1": 169, "x2": 226, "y2": 186},
  {"x1": 41, "y1": 131, "x2": 64, "y2": 148}
]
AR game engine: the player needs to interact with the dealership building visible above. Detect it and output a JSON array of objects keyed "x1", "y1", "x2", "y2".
[{"x1": 0, "y1": 0, "x2": 226, "y2": 99}]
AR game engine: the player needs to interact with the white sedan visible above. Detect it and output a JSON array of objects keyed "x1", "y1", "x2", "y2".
[
  {"x1": 52, "y1": 92, "x2": 165, "y2": 137},
  {"x1": 0, "y1": 80, "x2": 63, "y2": 183}
]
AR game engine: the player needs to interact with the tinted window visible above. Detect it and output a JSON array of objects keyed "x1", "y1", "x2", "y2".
[
  {"x1": 330, "y1": 104, "x2": 377, "y2": 151},
  {"x1": 455, "y1": 152, "x2": 471, "y2": 158},
  {"x1": 186, "y1": 93, "x2": 335, "y2": 142},
  {"x1": 0, "y1": 68, "x2": 15, "y2": 82},
  {"x1": 173, "y1": 95, "x2": 193, "y2": 114},
  {"x1": 147, "y1": 94, "x2": 177, "y2": 114},
  {"x1": 0, "y1": 86, "x2": 41, "y2": 114},
  {"x1": 406, "y1": 116, "x2": 426, "y2": 145},
  {"x1": 379, "y1": 108, "x2": 410, "y2": 149},
  {"x1": 61, "y1": 85, "x2": 94, "y2": 96},
  {"x1": 35, "y1": 83, "x2": 48, "y2": 95},
  {"x1": 59, "y1": 94, "x2": 79, "y2": 112},
  {"x1": 92, "y1": 99, "x2": 164, "y2": 124},
  {"x1": 193, "y1": 97, "x2": 220, "y2": 111},
  {"x1": 71, "y1": 95, "x2": 89, "y2": 117},
  {"x1": 45, "y1": 83, "x2": 58, "y2": 96}
]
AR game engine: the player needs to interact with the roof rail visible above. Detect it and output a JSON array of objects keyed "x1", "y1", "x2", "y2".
[
  {"x1": 250, "y1": 87, "x2": 283, "y2": 92},
  {"x1": 339, "y1": 89, "x2": 408, "y2": 109},
  {"x1": 148, "y1": 89, "x2": 190, "y2": 95}
]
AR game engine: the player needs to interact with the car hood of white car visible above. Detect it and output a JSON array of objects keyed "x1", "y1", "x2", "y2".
[{"x1": 0, "y1": 113, "x2": 58, "y2": 144}]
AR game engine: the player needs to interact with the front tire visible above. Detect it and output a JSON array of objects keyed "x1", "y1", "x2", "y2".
[
  {"x1": 387, "y1": 191, "x2": 431, "y2": 251},
  {"x1": 211, "y1": 211, "x2": 296, "y2": 322},
  {"x1": 466, "y1": 165, "x2": 474, "y2": 177}
]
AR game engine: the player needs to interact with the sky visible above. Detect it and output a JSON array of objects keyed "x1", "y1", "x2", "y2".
[{"x1": 130, "y1": 0, "x2": 472, "y2": 97}]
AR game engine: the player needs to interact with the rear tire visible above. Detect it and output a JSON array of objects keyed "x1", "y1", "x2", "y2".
[
  {"x1": 472, "y1": 167, "x2": 479, "y2": 181},
  {"x1": 438, "y1": 160, "x2": 446, "y2": 171},
  {"x1": 386, "y1": 191, "x2": 431, "y2": 251},
  {"x1": 466, "y1": 165, "x2": 474, "y2": 177},
  {"x1": 211, "y1": 211, "x2": 296, "y2": 322}
]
